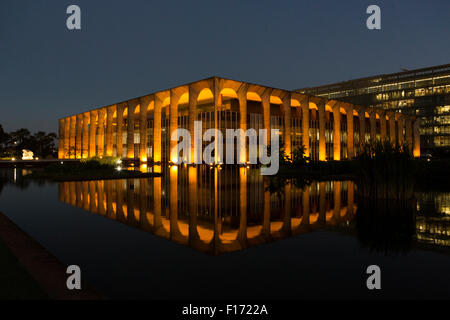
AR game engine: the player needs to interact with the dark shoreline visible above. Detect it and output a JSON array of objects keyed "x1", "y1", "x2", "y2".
[{"x1": 0, "y1": 212, "x2": 101, "y2": 300}]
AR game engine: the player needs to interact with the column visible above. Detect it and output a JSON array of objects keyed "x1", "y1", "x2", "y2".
[
  {"x1": 154, "y1": 94, "x2": 163, "y2": 163},
  {"x1": 262, "y1": 91, "x2": 271, "y2": 144},
  {"x1": 346, "y1": 104, "x2": 354, "y2": 158},
  {"x1": 238, "y1": 87, "x2": 248, "y2": 164},
  {"x1": 359, "y1": 108, "x2": 366, "y2": 148},
  {"x1": 97, "y1": 109, "x2": 105, "y2": 157},
  {"x1": 69, "y1": 116, "x2": 76, "y2": 159},
  {"x1": 388, "y1": 112, "x2": 396, "y2": 145},
  {"x1": 282, "y1": 94, "x2": 292, "y2": 158},
  {"x1": 301, "y1": 98, "x2": 310, "y2": 157},
  {"x1": 169, "y1": 90, "x2": 179, "y2": 163},
  {"x1": 369, "y1": 110, "x2": 376, "y2": 143},
  {"x1": 318, "y1": 101, "x2": 326, "y2": 161},
  {"x1": 89, "y1": 111, "x2": 97, "y2": 157},
  {"x1": 127, "y1": 100, "x2": 138, "y2": 158},
  {"x1": 333, "y1": 105, "x2": 341, "y2": 161},
  {"x1": 139, "y1": 97, "x2": 150, "y2": 161},
  {"x1": 106, "y1": 106, "x2": 114, "y2": 156},
  {"x1": 413, "y1": 118, "x2": 421, "y2": 157},
  {"x1": 58, "y1": 119, "x2": 65, "y2": 159},
  {"x1": 64, "y1": 118, "x2": 70, "y2": 158},
  {"x1": 379, "y1": 111, "x2": 387, "y2": 143},
  {"x1": 116, "y1": 103, "x2": 125, "y2": 158},
  {"x1": 397, "y1": 115, "x2": 405, "y2": 146},
  {"x1": 75, "y1": 114, "x2": 82, "y2": 158},
  {"x1": 405, "y1": 118, "x2": 413, "y2": 153},
  {"x1": 82, "y1": 113, "x2": 89, "y2": 158}
]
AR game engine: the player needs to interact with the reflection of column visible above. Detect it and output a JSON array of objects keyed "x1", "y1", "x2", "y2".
[
  {"x1": 301, "y1": 98, "x2": 310, "y2": 157},
  {"x1": 76, "y1": 114, "x2": 82, "y2": 159},
  {"x1": 263, "y1": 180, "x2": 271, "y2": 238},
  {"x1": 154, "y1": 94, "x2": 162, "y2": 163},
  {"x1": 301, "y1": 186, "x2": 310, "y2": 226},
  {"x1": 283, "y1": 184, "x2": 291, "y2": 234},
  {"x1": 188, "y1": 167, "x2": 199, "y2": 242},
  {"x1": 169, "y1": 167, "x2": 178, "y2": 239},
  {"x1": 333, "y1": 181, "x2": 341, "y2": 222},
  {"x1": 318, "y1": 182, "x2": 326, "y2": 225},
  {"x1": 106, "y1": 106, "x2": 114, "y2": 156},
  {"x1": 369, "y1": 111, "x2": 376, "y2": 143},
  {"x1": 127, "y1": 100, "x2": 138, "y2": 158},
  {"x1": 58, "y1": 119, "x2": 64, "y2": 159},
  {"x1": 97, "y1": 109, "x2": 105, "y2": 157},
  {"x1": 238, "y1": 167, "x2": 247, "y2": 244},
  {"x1": 413, "y1": 118, "x2": 421, "y2": 158},
  {"x1": 116, "y1": 180, "x2": 124, "y2": 221},
  {"x1": 89, "y1": 181, "x2": 97, "y2": 213},
  {"x1": 82, "y1": 113, "x2": 89, "y2": 158},
  {"x1": 98, "y1": 181, "x2": 106, "y2": 215},
  {"x1": 82, "y1": 181, "x2": 89, "y2": 212},
  {"x1": 238, "y1": 87, "x2": 248, "y2": 163},
  {"x1": 126, "y1": 180, "x2": 135, "y2": 223},
  {"x1": 69, "y1": 116, "x2": 76, "y2": 159},
  {"x1": 63, "y1": 182, "x2": 70, "y2": 204},
  {"x1": 348, "y1": 181, "x2": 354, "y2": 216},
  {"x1": 69, "y1": 181, "x2": 76, "y2": 206},
  {"x1": 139, "y1": 179, "x2": 148, "y2": 227},
  {"x1": 333, "y1": 105, "x2": 341, "y2": 160},
  {"x1": 153, "y1": 177, "x2": 162, "y2": 229},
  {"x1": 116, "y1": 103, "x2": 125, "y2": 158},
  {"x1": 58, "y1": 183, "x2": 64, "y2": 202},
  {"x1": 379, "y1": 112, "x2": 387, "y2": 142},
  {"x1": 359, "y1": 108, "x2": 366, "y2": 148},
  {"x1": 318, "y1": 101, "x2": 326, "y2": 161},
  {"x1": 346, "y1": 104, "x2": 354, "y2": 158},
  {"x1": 89, "y1": 111, "x2": 97, "y2": 157},
  {"x1": 105, "y1": 180, "x2": 115, "y2": 219},
  {"x1": 405, "y1": 118, "x2": 413, "y2": 153},
  {"x1": 76, "y1": 182, "x2": 82, "y2": 208},
  {"x1": 283, "y1": 94, "x2": 292, "y2": 157},
  {"x1": 139, "y1": 97, "x2": 150, "y2": 161}
]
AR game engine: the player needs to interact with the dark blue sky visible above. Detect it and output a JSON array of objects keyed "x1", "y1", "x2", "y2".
[{"x1": 1, "y1": 0, "x2": 449, "y2": 133}]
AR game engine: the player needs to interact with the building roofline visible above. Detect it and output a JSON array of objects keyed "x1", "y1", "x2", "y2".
[{"x1": 295, "y1": 63, "x2": 450, "y2": 92}]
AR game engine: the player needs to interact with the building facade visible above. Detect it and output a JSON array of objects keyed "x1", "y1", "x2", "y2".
[
  {"x1": 58, "y1": 77, "x2": 420, "y2": 163},
  {"x1": 297, "y1": 64, "x2": 450, "y2": 156}
]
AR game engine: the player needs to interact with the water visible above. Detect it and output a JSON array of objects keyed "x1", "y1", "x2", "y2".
[{"x1": 0, "y1": 167, "x2": 449, "y2": 299}]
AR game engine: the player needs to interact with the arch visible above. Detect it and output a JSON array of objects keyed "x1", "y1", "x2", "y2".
[
  {"x1": 218, "y1": 88, "x2": 237, "y2": 100},
  {"x1": 309, "y1": 101, "x2": 319, "y2": 110},
  {"x1": 270, "y1": 96, "x2": 282, "y2": 104},
  {"x1": 198, "y1": 88, "x2": 214, "y2": 103},
  {"x1": 247, "y1": 91, "x2": 262, "y2": 102},
  {"x1": 290, "y1": 99, "x2": 301, "y2": 107}
]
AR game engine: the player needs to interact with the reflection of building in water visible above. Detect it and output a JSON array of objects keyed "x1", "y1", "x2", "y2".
[
  {"x1": 415, "y1": 192, "x2": 450, "y2": 248},
  {"x1": 58, "y1": 167, "x2": 356, "y2": 255}
]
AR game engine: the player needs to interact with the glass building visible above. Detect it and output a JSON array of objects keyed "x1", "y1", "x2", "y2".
[{"x1": 297, "y1": 64, "x2": 450, "y2": 156}]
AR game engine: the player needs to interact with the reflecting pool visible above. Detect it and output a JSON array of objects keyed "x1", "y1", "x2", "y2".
[{"x1": 0, "y1": 167, "x2": 450, "y2": 299}]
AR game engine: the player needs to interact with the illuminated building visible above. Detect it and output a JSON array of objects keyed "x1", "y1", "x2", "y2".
[
  {"x1": 297, "y1": 64, "x2": 450, "y2": 156},
  {"x1": 58, "y1": 77, "x2": 420, "y2": 162}
]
